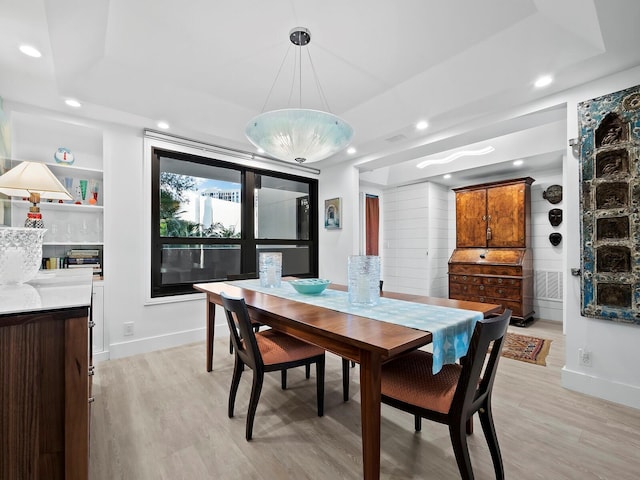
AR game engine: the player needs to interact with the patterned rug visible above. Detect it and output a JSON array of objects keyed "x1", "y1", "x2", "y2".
[{"x1": 500, "y1": 332, "x2": 552, "y2": 366}]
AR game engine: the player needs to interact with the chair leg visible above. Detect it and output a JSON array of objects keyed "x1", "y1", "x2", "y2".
[
  {"x1": 281, "y1": 369, "x2": 287, "y2": 390},
  {"x1": 305, "y1": 363, "x2": 311, "y2": 379},
  {"x1": 449, "y1": 422, "x2": 475, "y2": 480},
  {"x1": 414, "y1": 414, "x2": 422, "y2": 432},
  {"x1": 229, "y1": 337, "x2": 233, "y2": 355},
  {"x1": 228, "y1": 357, "x2": 244, "y2": 418},
  {"x1": 341, "y1": 358, "x2": 350, "y2": 402},
  {"x1": 246, "y1": 371, "x2": 264, "y2": 441},
  {"x1": 316, "y1": 357, "x2": 325, "y2": 417},
  {"x1": 479, "y1": 403, "x2": 505, "y2": 480}
]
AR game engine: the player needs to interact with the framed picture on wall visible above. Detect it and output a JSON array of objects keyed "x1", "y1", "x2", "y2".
[{"x1": 324, "y1": 197, "x2": 341, "y2": 229}]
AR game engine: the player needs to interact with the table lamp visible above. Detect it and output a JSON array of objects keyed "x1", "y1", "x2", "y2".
[{"x1": 0, "y1": 161, "x2": 73, "y2": 227}]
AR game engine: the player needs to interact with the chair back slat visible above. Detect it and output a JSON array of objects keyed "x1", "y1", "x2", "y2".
[
  {"x1": 451, "y1": 309, "x2": 512, "y2": 417},
  {"x1": 221, "y1": 292, "x2": 263, "y2": 371}
]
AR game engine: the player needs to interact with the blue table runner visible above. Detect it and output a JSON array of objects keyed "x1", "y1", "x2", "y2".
[{"x1": 226, "y1": 279, "x2": 482, "y2": 373}]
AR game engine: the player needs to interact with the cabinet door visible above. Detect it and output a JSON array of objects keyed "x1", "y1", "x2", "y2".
[
  {"x1": 91, "y1": 283, "x2": 104, "y2": 353},
  {"x1": 487, "y1": 183, "x2": 526, "y2": 247},
  {"x1": 456, "y1": 189, "x2": 487, "y2": 247}
]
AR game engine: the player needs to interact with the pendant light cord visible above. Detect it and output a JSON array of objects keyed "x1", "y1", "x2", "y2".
[
  {"x1": 258, "y1": 29, "x2": 333, "y2": 113},
  {"x1": 259, "y1": 44, "x2": 293, "y2": 114}
]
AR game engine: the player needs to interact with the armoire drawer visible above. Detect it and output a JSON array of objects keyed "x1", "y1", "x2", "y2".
[
  {"x1": 449, "y1": 264, "x2": 523, "y2": 276},
  {"x1": 482, "y1": 276, "x2": 521, "y2": 287},
  {"x1": 482, "y1": 285, "x2": 521, "y2": 300},
  {"x1": 449, "y1": 274, "x2": 482, "y2": 284}
]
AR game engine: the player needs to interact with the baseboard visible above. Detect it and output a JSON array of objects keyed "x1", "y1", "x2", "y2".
[
  {"x1": 107, "y1": 322, "x2": 230, "y2": 359},
  {"x1": 93, "y1": 350, "x2": 110, "y2": 363},
  {"x1": 561, "y1": 366, "x2": 640, "y2": 410}
]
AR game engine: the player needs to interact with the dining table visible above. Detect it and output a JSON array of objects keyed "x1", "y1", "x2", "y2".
[{"x1": 194, "y1": 279, "x2": 501, "y2": 480}]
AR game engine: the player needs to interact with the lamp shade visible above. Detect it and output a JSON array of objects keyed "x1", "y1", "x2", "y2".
[
  {"x1": 245, "y1": 109, "x2": 354, "y2": 164},
  {"x1": 0, "y1": 161, "x2": 72, "y2": 201}
]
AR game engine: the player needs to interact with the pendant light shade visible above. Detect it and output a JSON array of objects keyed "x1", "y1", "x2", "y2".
[
  {"x1": 246, "y1": 108, "x2": 354, "y2": 164},
  {"x1": 245, "y1": 27, "x2": 354, "y2": 164}
]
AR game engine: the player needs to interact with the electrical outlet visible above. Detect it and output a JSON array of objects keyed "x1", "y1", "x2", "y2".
[
  {"x1": 578, "y1": 348, "x2": 592, "y2": 366},
  {"x1": 124, "y1": 322, "x2": 134, "y2": 336}
]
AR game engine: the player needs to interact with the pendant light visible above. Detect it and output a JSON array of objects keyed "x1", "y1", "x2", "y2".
[{"x1": 245, "y1": 27, "x2": 354, "y2": 164}]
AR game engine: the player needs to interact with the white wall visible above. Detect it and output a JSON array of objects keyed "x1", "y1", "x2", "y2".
[
  {"x1": 381, "y1": 182, "x2": 448, "y2": 296},
  {"x1": 318, "y1": 162, "x2": 360, "y2": 284},
  {"x1": 427, "y1": 182, "x2": 450, "y2": 297},
  {"x1": 530, "y1": 171, "x2": 565, "y2": 322},
  {"x1": 105, "y1": 127, "x2": 207, "y2": 358},
  {"x1": 561, "y1": 66, "x2": 640, "y2": 409}
]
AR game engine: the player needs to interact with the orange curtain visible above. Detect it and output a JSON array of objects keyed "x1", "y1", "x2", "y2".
[{"x1": 365, "y1": 195, "x2": 379, "y2": 255}]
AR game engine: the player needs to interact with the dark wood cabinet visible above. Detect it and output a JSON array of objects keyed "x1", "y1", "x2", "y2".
[
  {"x1": 449, "y1": 177, "x2": 535, "y2": 325},
  {"x1": 1, "y1": 271, "x2": 93, "y2": 480}
]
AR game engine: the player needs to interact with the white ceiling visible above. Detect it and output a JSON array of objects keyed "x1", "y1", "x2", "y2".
[{"x1": 1, "y1": 0, "x2": 639, "y2": 187}]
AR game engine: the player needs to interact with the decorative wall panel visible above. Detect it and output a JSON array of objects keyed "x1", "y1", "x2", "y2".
[{"x1": 579, "y1": 84, "x2": 640, "y2": 323}]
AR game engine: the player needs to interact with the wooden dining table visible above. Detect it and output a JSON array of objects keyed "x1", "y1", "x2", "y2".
[{"x1": 194, "y1": 281, "x2": 500, "y2": 480}]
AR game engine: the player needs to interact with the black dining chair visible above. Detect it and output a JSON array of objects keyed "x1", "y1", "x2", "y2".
[
  {"x1": 379, "y1": 309, "x2": 512, "y2": 480},
  {"x1": 226, "y1": 273, "x2": 261, "y2": 354},
  {"x1": 221, "y1": 292, "x2": 326, "y2": 441}
]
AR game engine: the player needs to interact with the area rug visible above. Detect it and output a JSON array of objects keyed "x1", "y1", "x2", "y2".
[{"x1": 500, "y1": 332, "x2": 552, "y2": 366}]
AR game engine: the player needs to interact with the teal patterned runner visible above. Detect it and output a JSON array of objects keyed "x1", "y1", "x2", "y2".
[{"x1": 227, "y1": 279, "x2": 482, "y2": 374}]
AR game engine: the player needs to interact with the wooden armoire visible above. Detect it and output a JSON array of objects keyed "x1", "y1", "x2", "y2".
[{"x1": 448, "y1": 177, "x2": 535, "y2": 326}]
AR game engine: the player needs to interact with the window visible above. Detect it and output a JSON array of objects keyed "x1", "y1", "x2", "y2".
[{"x1": 151, "y1": 148, "x2": 318, "y2": 297}]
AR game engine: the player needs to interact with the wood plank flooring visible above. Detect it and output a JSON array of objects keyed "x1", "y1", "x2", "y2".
[{"x1": 90, "y1": 320, "x2": 640, "y2": 479}]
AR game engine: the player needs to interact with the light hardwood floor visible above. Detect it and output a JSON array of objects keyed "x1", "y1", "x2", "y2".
[{"x1": 90, "y1": 320, "x2": 640, "y2": 479}]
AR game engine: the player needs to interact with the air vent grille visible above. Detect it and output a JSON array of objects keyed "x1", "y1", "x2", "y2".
[
  {"x1": 535, "y1": 270, "x2": 563, "y2": 301},
  {"x1": 386, "y1": 134, "x2": 407, "y2": 143}
]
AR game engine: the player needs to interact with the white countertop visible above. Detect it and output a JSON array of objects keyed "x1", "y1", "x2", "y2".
[{"x1": 0, "y1": 269, "x2": 94, "y2": 316}]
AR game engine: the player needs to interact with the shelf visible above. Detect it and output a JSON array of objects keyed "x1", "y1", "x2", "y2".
[
  {"x1": 43, "y1": 242, "x2": 104, "y2": 246},
  {"x1": 45, "y1": 162, "x2": 102, "y2": 177},
  {"x1": 11, "y1": 200, "x2": 104, "y2": 211}
]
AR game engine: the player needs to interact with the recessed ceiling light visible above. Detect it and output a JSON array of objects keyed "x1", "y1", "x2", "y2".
[
  {"x1": 157, "y1": 121, "x2": 170, "y2": 129},
  {"x1": 417, "y1": 146, "x2": 495, "y2": 169},
  {"x1": 19, "y1": 45, "x2": 42, "y2": 58},
  {"x1": 347, "y1": 147, "x2": 356, "y2": 154},
  {"x1": 416, "y1": 120, "x2": 429, "y2": 130},
  {"x1": 257, "y1": 148, "x2": 265, "y2": 154},
  {"x1": 513, "y1": 159, "x2": 524, "y2": 166},
  {"x1": 65, "y1": 99, "x2": 82, "y2": 108},
  {"x1": 534, "y1": 75, "x2": 553, "y2": 88},
  {"x1": 443, "y1": 174, "x2": 451, "y2": 179}
]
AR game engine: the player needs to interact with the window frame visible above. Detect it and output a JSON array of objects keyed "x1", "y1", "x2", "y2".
[{"x1": 150, "y1": 147, "x2": 318, "y2": 297}]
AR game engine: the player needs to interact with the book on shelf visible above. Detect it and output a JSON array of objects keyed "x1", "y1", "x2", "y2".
[
  {"x1": 67, "y1": 249, "x2": 101, "y2": 258},
  {"x1": 66, "y1": 264, "x2": 102, "y2": 275},
  {"x1": 42, "y1": 257, "x2": 65, "y2": 269},
  {"x1": 66, "y1": 256, "x2": 100, "y2": 265}
]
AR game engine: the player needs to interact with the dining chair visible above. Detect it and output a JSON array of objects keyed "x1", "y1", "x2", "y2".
[
  {"x1": 379, "y1": 309, "x2": 512, "y2": 480},
  {"x1": 221, "y1": 292, "x2": 326, "y2": 441},
  {"x1": 226, "y1": 273, "x2": 261, "y2": 355}
]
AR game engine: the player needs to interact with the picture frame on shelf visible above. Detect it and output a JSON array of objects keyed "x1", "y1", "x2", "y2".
[{"x1": 324, "y1": 197, "x2": 341, "y2": 229}]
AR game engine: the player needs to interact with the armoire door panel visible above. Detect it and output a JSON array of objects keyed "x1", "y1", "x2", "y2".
[
  {"x1": 455, "y1": 189, "x2": 487, "y2": 247},
  {"x1": 487, "y1": 183, "x2": 526, "y2": 247}
]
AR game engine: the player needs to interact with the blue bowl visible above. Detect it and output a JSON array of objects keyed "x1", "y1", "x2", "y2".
[{"x1": 289, "y1": 278, "x2": 331, "y2": 295}]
